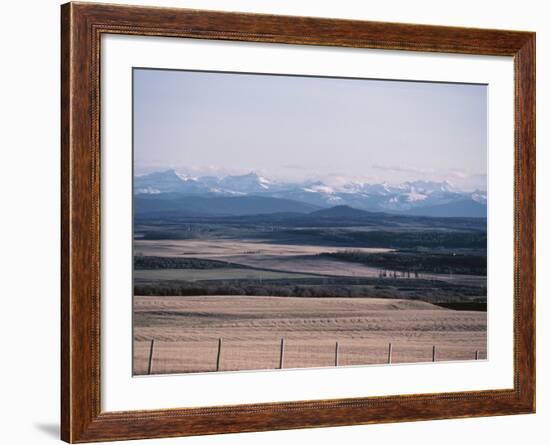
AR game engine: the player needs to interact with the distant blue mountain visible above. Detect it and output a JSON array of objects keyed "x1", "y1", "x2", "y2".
[
  {"x1": 310, "y1": 205, "x2": 374, "y2": 218},
  {"x1": 403, "y1": 200, "x2": 487, "y2": 218},
  {"x1": 134, "y1": 170, "x2": 487, "y2": 218},
  {"x1": 134, "y1": 194, "x2": 321, "y2": 217},
  {"x1": 134, "y1": 170, "x2": 211, "y2": 195}
]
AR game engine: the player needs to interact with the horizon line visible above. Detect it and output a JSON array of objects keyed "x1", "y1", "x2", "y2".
[{"x1": 133, "y1": 168, "x2": 487, "y2": 193}]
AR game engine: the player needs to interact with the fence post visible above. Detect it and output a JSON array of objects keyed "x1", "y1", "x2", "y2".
[
  {"x1": 475, "y1": 350, "x2": 479, "y2": 360},
  {"x1": 147, "y1": 339, "x2": 155, "y2": 375},
  {"x1": 388, "y1": 343, "x2": 393, "y2": 364},
  {"x1": 216, "y1": 338, "x2": 223, "y2": 371},
  {"x1": 279, "y1": 338, "x2": 285, "y2": 369},
  {"x1": 335, "y1": 341, "x2": 339, "y2": 367},
  {"x1": 432, "y1": 345, "x2": 436, "y2": 362}
]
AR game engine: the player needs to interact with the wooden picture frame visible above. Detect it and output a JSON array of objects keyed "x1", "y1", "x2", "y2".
[{"x1": 61, "y1": 2, "x2": 535, "y2": 442}]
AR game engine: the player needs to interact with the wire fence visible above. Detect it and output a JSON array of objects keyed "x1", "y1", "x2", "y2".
[{"x1": 138, "y1": 337, "x2": 486, "y2": 376}]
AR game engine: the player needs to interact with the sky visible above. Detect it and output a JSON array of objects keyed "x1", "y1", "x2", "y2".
[{"x1": 133, "y1": 68, "x2": 487, "y2": 191}]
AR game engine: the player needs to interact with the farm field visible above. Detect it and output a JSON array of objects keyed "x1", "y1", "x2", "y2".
[
  {"x1": 133, "y1": 295, "x2": 487, "y2": 375},
  {"x1": 134, "y1": 239, "x2": 394, "y2": 260},
  {"x1": 134, "y1": 268, "x2": 318, "y2": 282},
  {"x1": 134, "y1": 238, "x2": 485, "y2": 287}
]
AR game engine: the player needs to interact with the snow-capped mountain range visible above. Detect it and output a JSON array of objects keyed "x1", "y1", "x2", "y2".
[{"x1": 134, "y1": 170, "x2": 487, "y2": 217}]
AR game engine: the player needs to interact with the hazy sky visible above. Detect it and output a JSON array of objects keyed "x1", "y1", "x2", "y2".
[{"x1": 134, "y1": 68, "x2": 487, "y2": 191}]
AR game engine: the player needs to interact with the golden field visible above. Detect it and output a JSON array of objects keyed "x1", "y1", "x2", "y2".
[{"x1": 133, "y1": 295, "x2": 486, "y2": 375}]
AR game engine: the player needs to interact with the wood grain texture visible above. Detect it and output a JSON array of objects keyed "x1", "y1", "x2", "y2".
[{"x1": 60, "y1": 2, "x2": 536, "y2": 442}]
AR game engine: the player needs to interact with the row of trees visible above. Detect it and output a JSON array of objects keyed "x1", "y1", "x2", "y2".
[{"x1": 321, "y1": 250, "x2": 486, "y2": 276}]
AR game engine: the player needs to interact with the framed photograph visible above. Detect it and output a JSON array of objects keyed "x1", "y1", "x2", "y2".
[{"x1": 61, "y1": 2, "x2": 535, "y2": 442}]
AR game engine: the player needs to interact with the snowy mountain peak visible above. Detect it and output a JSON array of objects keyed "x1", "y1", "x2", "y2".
[
  {"x1": 405, "y1": 179, "x2": 455, "y2": 194},
  {"x1": 133, "y1": 170, "x2": 486, "y2": 217},
  {"x1": 218, "y1": 172, "x2": 273, "y2": 193},
  {"x1": 471, "y1": 189, "x2": 487, "y2": 204}
]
